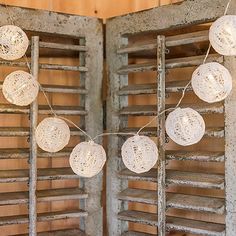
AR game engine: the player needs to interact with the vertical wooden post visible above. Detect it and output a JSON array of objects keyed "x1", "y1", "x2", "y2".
[
  {"x1": 29, "y1": 36, "x2": 39, "y2": 236},
  {"x1": 106, "y1": 23, "x2": 129, "y2": 234},
  {"x1": 224, "y1": 3, "x2": 236, "y2": 235},
  {"x1": 81, "y1": 21, "x2": 104, "y2": 236},
  {"x1": 79, "y1": 37, "x2": 86, "y2": 232},
  {"x1": 157, "y1": 35, "x2": 166, "y2": 236},
  {"x1": 224, "y1": 56, "x2": 236, "y2": 236}
]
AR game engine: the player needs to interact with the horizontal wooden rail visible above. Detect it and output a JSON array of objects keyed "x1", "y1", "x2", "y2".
[
  {"x1": 18, "y1": 229, "x2": 87, "y2": 236},
  {"x1": 0, "y1": 188, "x2": 87, "y2": 205},
  {"x1": 0, "y1": 167, "x2": 81, "y2": 183},
  {"x1": 0, "y1": 127, "x2": 83, "y2": 137},
  {"x1": 0, "y1": 60, "x2": 88, "y2": 72},
  {"x1": 118, "y1": 169, "x2": 225, "y2": 189},
  {"x1": 117, "y1": 30, "x2": 209, "y2": 54},
  {"x1": 0, "y1": 210, "x2": 87, "y2": 226},
  {"x1": 117, "y1": 54, "x2": 223, "y2": 74},
  {"x1": 39, "y1": 42, "x2": 88, "y2": 52},
  {"x1": 118, "y1": 127, "x2": 224, "y2": 138},
  {"x1": 119, "y1": 103, "x2": 224, "y2": 116}
]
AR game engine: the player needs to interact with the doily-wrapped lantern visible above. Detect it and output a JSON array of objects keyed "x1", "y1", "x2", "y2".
[
  {"x1": 192, "y1": 62, "x2": 232, "y2": 103},
  {"x1": 2, "y1": 70, "x2": 39, "y2": 106},
  {"x1": 121, "y1": 135, "x2": 158, "y2": 174},
  {"x1": 69, "y1": 141, "x2": 106, "y2": 178},
  {"x1": 166, "y1": 108, "x2": 205, "y2": 146},
  {"x1": 209, "y1": 15, "x2": 236, "y2": 56},
  {"x1": 36, "y1": 117, "x2": 70, "y2": 153},
  {"x1": 0, "y1": 25, "x2": 29, "y2": 60}
]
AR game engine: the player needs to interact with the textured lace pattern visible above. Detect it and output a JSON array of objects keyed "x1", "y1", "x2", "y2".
[
  {"x1": 70, "y1": 141, "x2": 106, "y2": 178},
  {"x1": 3, "y1": 70, "x2": 39, "y2": 106},
  {"x1": 0, "y1": 25, "x2": 29, "y2": 60},
  {"x1": 166, "y1": 108, "x2": 205, "y2": 146},
  {"x1": 121, "y1": 135, "x2": 158, "y2": 174},
  {"x1": 36, "y1": 117, "x2": 70, "y2": 153}
]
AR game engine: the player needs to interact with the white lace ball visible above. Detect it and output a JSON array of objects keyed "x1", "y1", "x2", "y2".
[
  {"x1": 121, "y1": 135, "x2": 158, "y2": 174},
  {"x1": 0, "y1": 25, "x2": 29, "y2": 60},
  {"x1": 2, "y1": 70, "x2": 39, "y2": 106},
  {"x1": 166, "y1": 108, "x2": 205, "y2": 146},
  {"x1": 209, "y1": 15, "x2": 236, "y2": 56},
  {"x1": 36, "y1": 117, "x2": 70, "y2": 153},
  {"x1": 69, "y1": 141, "x2": 106, "y2": 178},
  {"x1": 192, "y1": 62, "x2": 232, "y2": 103}
]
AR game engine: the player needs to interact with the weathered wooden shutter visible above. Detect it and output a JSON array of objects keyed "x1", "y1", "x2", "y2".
[
  {"x1": 106, "y1": 0, "x2": 236, "y2": 235},
  {"x1": 0, "y1": 5, "x2": 103, "y2": 236}
]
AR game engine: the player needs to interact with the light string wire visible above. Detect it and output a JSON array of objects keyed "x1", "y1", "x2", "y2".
[{"x1": 4, "y1": 0, "x2": 233, "y2": 142}]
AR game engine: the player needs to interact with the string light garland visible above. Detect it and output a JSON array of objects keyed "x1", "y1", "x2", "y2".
[
  {"x1": 209, "y1": 15, "x2": 236, "y2": 56},
  {"x1": 69, "y1": 141, "x2": 106, "y2": 178},
  {"x1": 2, "y1": 70, "x2": 39, "y2": 106},
  {"x1": 0, "y1": 25, "x2": 29, "y2": 60},
  {"x1": 1, "y1": 0, "x2": 234, "y2": 176},
  {"x1": 121, "y1": 135, "x2": 158, "y2": 173},
  {"x1": 35, "y1": 117, "x2": 70, "y2": 153},
  {"x1": 165, "y1": 108, "x2": 205, "y2": 146},
  {"x1": 191, "y1": 62, "x2": 232, "y2": 103}
]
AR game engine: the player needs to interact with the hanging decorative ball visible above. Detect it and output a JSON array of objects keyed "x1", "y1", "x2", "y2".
[
  {"x1": 192, "y1": 62, "x2": 232, "y2": 103},
  {"x1": 36, "y1": 117, "x2": 70, "y2": 153},
  {"x1": 165, "y1": 108, "x2": 205, "y2": 146},
  {"x1": 121, "y1": 135, "x2": 158, "y2": 174},
  {"x1": 2, "y1": 70, "x2": 39, "y2": 106},
  {"x1": 69, "y1": 141, "x2": 106, "y2": 178},
  {"x1": 0, "y1": 25, "x2": 29, "y2": 60},
  {"x1": 209, "y1": 15, "x2": 236, "y2": 56}
]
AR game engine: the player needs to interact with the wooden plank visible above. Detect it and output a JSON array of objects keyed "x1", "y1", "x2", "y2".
[
  {"x1": 224, "y1": 48, "x2": 236, "y2": 234},
  {"x1": 157, "y1": 35, "x2": 166, "y2": 236},
  {"x1": 166, "y1": 80, "x2": 192, "y2": 93},
  {"x1": 118, "y1": 168, "x2": 157, "y2": 182},
  {"x1": 122, "y1": 231, "x2": 154, "y2": 236},
  {"x1": 0, "y1": 127, "x2": 83, "y2": 137},
  {"x1": 80, "y1": 17, "x2": 104, "y2": 236},
  {"x1": 0, "y1": 188, "x2": 87, "y2": 205},
  {"x1": 0, "y1": 210, "x2": 87, "y2": 226},
  {"x1": 29, "y1": 35, "x2": 39, "y2": 236},
  {"x1": 118, "y1": 188, "x2": 225, "y2": 214},
  {"x1": 0, "y1": 168, "x2": 80, "y2": 183},
  {"x1": 119, "y1": 127, "x2": 224, "y2": 138},
  {"x1": 166, "y1": 217, "x2": 225, "y2": 236},
  {"x1": 166, "y1": 170, "x2": 225, "y2": 189},
  {"x1": 0, "y1": 81, "x2": 87, "y2": 95},
  {"x1": 106, "y1": 25, "x2": 129, "y2": 235},
  {"x1": 118, "y1": 168, "x2": 225, "y2": 189},
  {"x1": 117, "y1": 30, "x2": 209, "y2": 54},
  {"x1": 166, "y1": 30, "x2": 209, "y2": 47},
  {"x1": 118, "y1": 188, "x2": 157, "y2": 205},
  {"x1": 166, "y1": 151, "x2": 225, "y2": 162},
  {"x1": 39, "y1": 42, "x2": 88, "y2": 51},
  {"x1": 166, "y1": 54, "x2": 223, "y2": 69},
  {"x1": 118, "y1": 210, "x2": 158, "y2": 226},
  {"x1": 0, "y1": 104, "x2": 87, "y2": 116},
  {"x1": 0, "y1": 147, "x2": 73, "y2": 159},
  {"x1": 119, "y1": 83, "x2": 157, "y2": 96},
  {"x1": 119, "y1": 103, "x2": 224, "y2": 116},
  {"x1": 117, "y1": 54, "x2": 222, "y2": 74},
  {"x1": 41, "y1": 84, "x2": 87, "y2": 94},
  {"x1": 167, "y1": 193, "x2": 225, "y2": 214},
  {"x1": 39, "y1": 63, "x2": 88, "y2": 72},
  {"x1": 118, "y1": 80, "x2": 192, "y2": 96},
  {"x1": 0, "y1": 60, "x2": 88, "y2": 72},
  {"x1": 18, "y1": 228, "x2": 87, "y2": 236}
]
